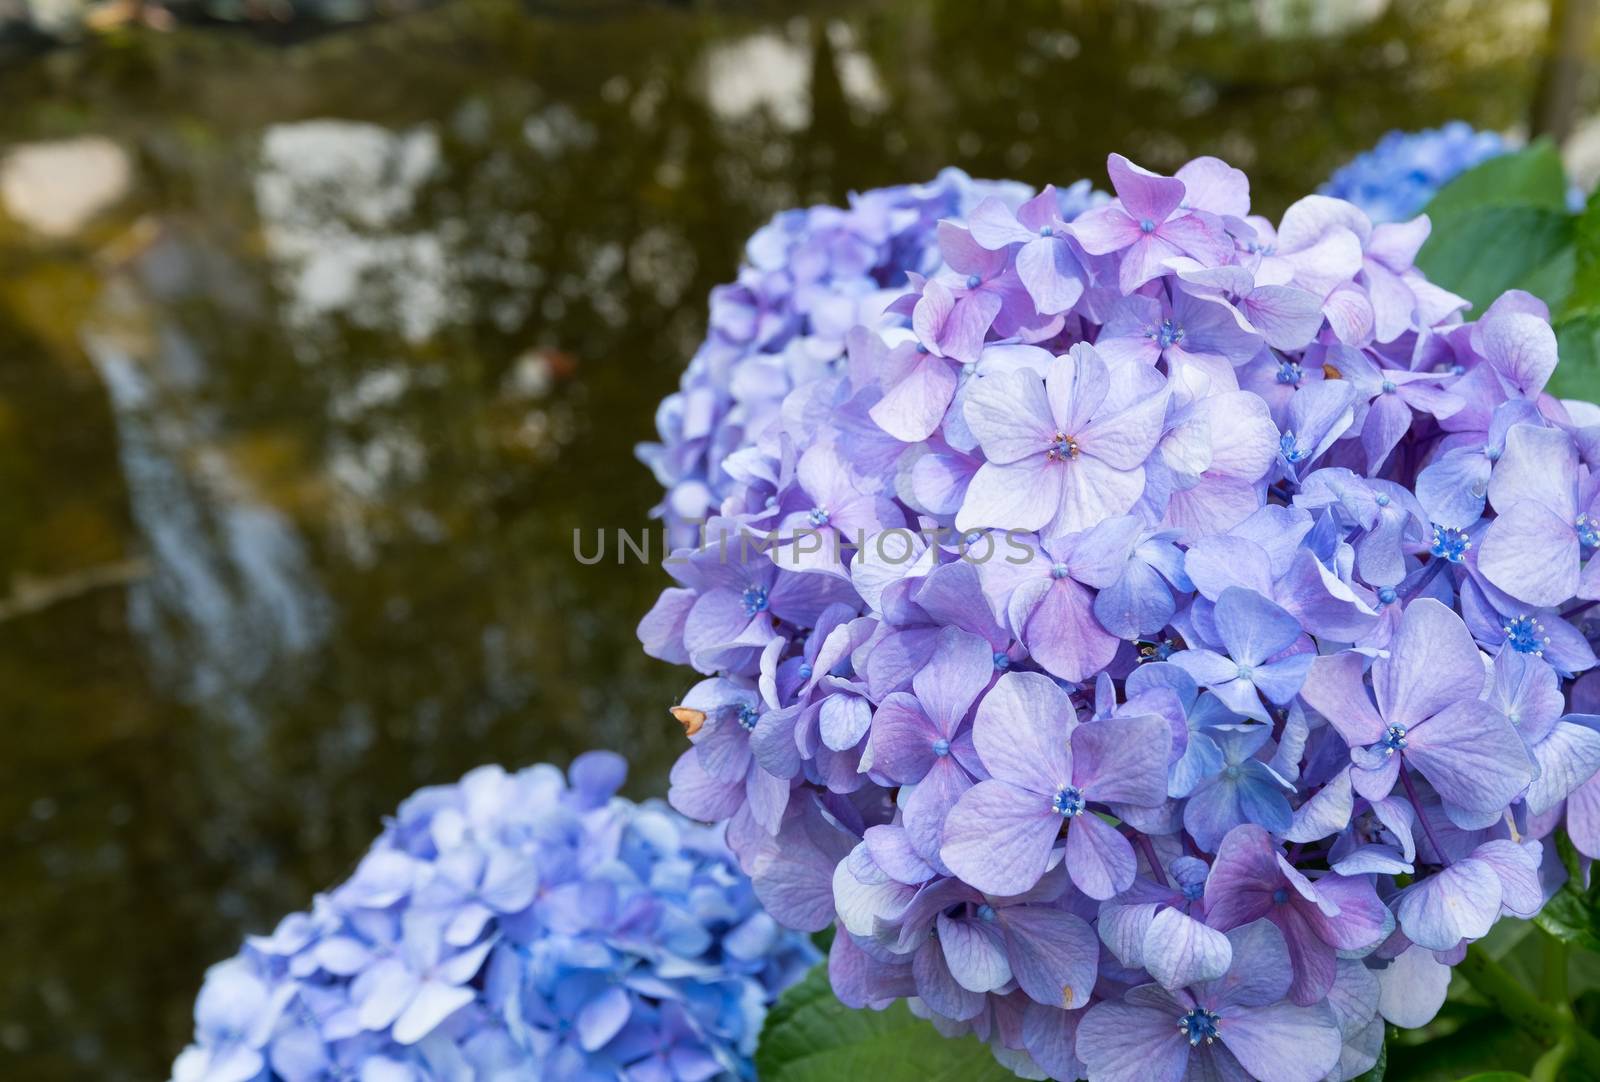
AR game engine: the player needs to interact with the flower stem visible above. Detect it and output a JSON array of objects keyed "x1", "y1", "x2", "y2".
[
  {"x1": 1456, "y1": 943, "x2": 1600, "y2": 1065},
  {"x1": 1399, "y1": 761, "x2": 1448, "y2": 866}
]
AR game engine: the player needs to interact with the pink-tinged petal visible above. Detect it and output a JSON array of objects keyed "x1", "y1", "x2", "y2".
[
  {"x1": 973, "y1": 671, "x2": 1075, "y2": 791},
  {"x1": 1302, "y1": 873, "x2": 1387, "y2": 951},
  {"x1": 956, "y1": 459, "x2": 1063, "y2": 534},
  {"x1": 745, "y1": 762, "x2": 790, "y2": 834},
  {"x1": 1176, "y1": 156, "x2": 1250, "y2": 217},
  {"x1": 937, "y1": 913, "x2": 1012, "y2": 992},
  {"x1": 1244, "y1": 285, "x2": 1324, "y2": 350},
  {"x1": 1487, "y1": 423, "x2": 1578, "y2": 520},
  {"x1": 1362, "y1": 393, "x2": 1411, "y2": 475},
  {"x1": 1277, "y1": 195, "x2": 1370, "y2": 252},
  {"x1": 1017, "y1": 237, "x2": 1087, "y2": 315},
  {"x1": 912, "y1": 938, "x2": 986, "y2": 1021},
  {"x1": 1527, "y1": 720, "x2": 1600, "y2": 814},
  {"x1": 1221, "y1": 1000, "x2": 1342, "y2": 1082},
  {"x1": 1144, "y1": 908, "x2": 1233, "y2": 990},
  {"x1": 912, "y1": 626, "x2": 995, "y2": 734},
  {"x1": 1473, "y1": 838, "x2": 1543, "y2": 918},
  {"x1": 1021, "y1": 578, "x2": 1120, "y2": 683},
  {"x1": 819, "y1": 693, "x2": 871, "y2": 752},
  {"x1": 869, "y1": 357, "x2": 958, "y2": 443},
  {"x1": 911, "y1": 279, "x2": 954, "y2": 353},
  {"x1": 1298, "y1": 651, "x2": 1385, "y2": 748},
  {"x1": 1000, "y1": 906, "x2": 1098, "y2": 1009},
  {"x1": 1364, "y1": 260, "x2": 1416, "y2": 343},
  {"x1": 1082, "y1": 390, "x2": 1169, "y2": 471},
  {"x1": 863, "y1": 824, "x2": 936, "y2": 885},
  {"x1": 1022, "y1": 1000, "x2": 1085, "y2": 1082},
  {"x1": 1568, "y1": 772, "x2": 1600, "y2": 858},
  {"x1": 1368, "y1": 215, "x2": 1431, "y2": 267},
  {"x1": 1120, "y1": 233, "x2": 1186, "y2": 293},
  {"x1": 1376, "y1": 945, "x2": 1451, "y2": 1028},
  {"x1": 637, "y1": 587, "x2": 695, "y2": 665},
  {"x1": 1159, "y1": 212, "x2": 1233, "y2": 264},
  {"x1": 1372, "y1": 599, "x2": 1485, "y2": 730},
  {"x1": 1203, "y1": 825, "x2": 1278, "y2": 930},
  {"x1": 1407, "y1": 699, "x2": 1533, "y2": 812},
  {"x1": 1322, "y1": 283, "x2": 1375, "y2": 345},
  {"x1": 1072, "y1": 715, "x2": 1171, "y2": 806},
  {"x1": 902, "y1": 756, "x2": 975, "y2": 866},
  {"x1": 1065, "y1": 810, "x2": 1137, "y2": 899},
  {"x1": 1047, "y1": 343, "x2": 1112, "y2": 433},
  {"x1": 1478, "y1": 500, "x2": 1580, "y2": 608},
  {"x1": 1050, "y1": 457, "x2": 1145, "y2": 536},
  {"x1": 1198, "y1": 920, "x2": 1295, "y2": 1009},
  {"x1": 1069, "y1": 203, "x2": 1145, "y2": 255},
  {"x1": 1482, "y1": 311, "x2": 1558, "y2": 397},
  {"x1": 1395, "y1": 857, "x2": 1501, "y2": 950},
  {"x1": 667, "y1": 751, "x2": 746, "y2": 822},
  {"x1": 1108, "y1": 152, "x2": 1187, "y2": 223},
  {"x1": 1283, "y1": 228, "x2": 1365, "y2": 296},
  {"x1": 967, "y1": 196, "x2": 1037, "y2": 249},
  {"x1": 938, "y1": 290, "x2": 1004, "y2": 364},
  {"x1": 940, "y1": 779, "x2": 1061, "y2": 896},
  {"x1": 1415, "y1": 449, "x2": 1492, "y2": 530},
  {"x1": 864, "y1": 697, "x2": 934, "y2": 781},
  {"x1": 833, "y1": 850, "x2": 916, "y2": 937},
  {"x1": 937, "y1": 220, "x2": 1008, "y2": 277},
  {"x1": 964, "y1": 370, "x2": 1056, "y2": 463},
  {"x1": 1076, "y1": 993, "x2": 1191, "y2": 1082}
]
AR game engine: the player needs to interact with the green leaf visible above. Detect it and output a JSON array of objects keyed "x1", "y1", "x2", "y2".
[
  {"x1": 1415, "y1": 205, "x2": 1575, "y2": 315},
  {"x1": 1422, "y1": 141, "x2": 1569, "y2": 221},
  {"x1": 1531, "y1": 832, "x2": 1600, "y2": 953},
  {"x1": 1549, "y1": 313, "x2": 1600, "y2": 400},
  {"x1": 1453, "y1": 1074, "x2": 1531, "y2": 1081},
  {"x1": 1565, "y1": 187, "x2": 1600, "y2": 321},
  {"x1": 755, "y1": 964, "x2": 1016, "y2": 1082}
]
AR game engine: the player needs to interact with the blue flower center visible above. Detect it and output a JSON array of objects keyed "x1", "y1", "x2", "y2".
[
  {"x1": 741, "y1": 584, "x2": 770, "y2": 616},
  {"x1": 966, "y1": 274, "x2": 983, "y2": 289},
  {"x1": 1279, "y1": 431, "x2": 1308, "y2": 464},
  {"x1": 976, "y1": 903, "x2": 998, "y2": 922},
  {"x1": 1275, "y1": 360, "x2": 1303, "y2": 386},
  {"x1": 1039, "y1": 225, "x2": 1054, "y2": 237},
  {"x1": 1050, "y1": 562, "x2": 1072, "y2": 581},
  {"x1": 1139, "y1": 218, "x2": 1157, "y2": 234},
  {"x1": 1271, "y1": 888, "x2": 1289, "y2": 904},
  {"x1": 1181, "y1": 880, "x2": 1205, "y2": 902},
  {"x1": 932, "y1": 738, "x2": 951, "y2": 757},
  {"x1": 1046, "y1": 432, "x2": 1081, "y2": 461},
  {"x1": 1376, "y1": 494, "x2": 1391, "y2": 508},
  {"x1": 1377, "y1": 586, "x2": 1398, "y2": 605},
  {"x1": 1374, "y1": 724, "x2": 1408, "y2": 755},
  {"x1": 1429, "y1": 525, "x2": 1470, "y2": 563},
  {"x1": 1051, "y1": 785, "x2": 1086, "y2": 817},
  {"x1": 809, "y1": 506, "x2": 831, "y2": 527},
  {"x1": 797, "y1": 661, "x2": 813, "y2": 680},
  {"x1": 1235, "y1": 663, "x2": 1255, "y2": 681},
  {"x1": 1154, "y1": 319, "x2": 1185, "y2": 349},
  {"x1": 1381, "y1": 380, "x2": 1397, "y2": 394},
  {"x1": 1485, "y1": 444, "x2": 1501, "y2": 462},
  {"x1": 1178, "y1": 1007, "x2": 1220, "y2": 1046},
  {"x1": 993, "y1": 651, "x2": 1011, "y2": 671},
  {"x1": 1577, "y1": 514, "x2": 1600, "y2": 549},
  {"x1": 737, "y1": 704, "x2": 760, "y2": 732},
  {"x1": 1504, "y1": 615, "x2": 1548, "y2": 656}
]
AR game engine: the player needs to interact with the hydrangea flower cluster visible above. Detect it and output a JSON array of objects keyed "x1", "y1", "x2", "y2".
[
  {"x1": 171, "y1": 754, "x2": 817, "y2": 1082},
  {"x1": 1320, "y1": 121, "x2": 1508, "y2": 223},
  {"x1": 641, "y1": 151, "x2": 1600, "y2": 1081},
  {"x1": 636, "y1": 168, "x2": 1086, "y2": 546}
]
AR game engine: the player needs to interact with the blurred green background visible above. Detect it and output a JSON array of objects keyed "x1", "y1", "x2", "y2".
[{"x1": 0, "y1": 1, "x2": 1597, "y2": 1078}]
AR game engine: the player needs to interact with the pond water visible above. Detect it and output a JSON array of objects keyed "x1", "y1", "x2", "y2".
[{"x1": 0, "y1": 0, "x2": 1580, "y2": 1076}]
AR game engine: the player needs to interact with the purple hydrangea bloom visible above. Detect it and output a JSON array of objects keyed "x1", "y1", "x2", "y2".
[
  {"x1": 637, "y1": 149, "x2": 1600, "y2": 1080},
  {"x1": 172, "y1": 755, "x2": 816, "y2": 1081}
]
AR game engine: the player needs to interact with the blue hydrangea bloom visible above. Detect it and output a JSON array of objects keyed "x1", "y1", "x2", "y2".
[
  {"x1": 171, "y1": 753, "x2": 817, "y2": 1082},
  {"x1": 1320, "y1": 121, "x2": 1509, "y2": 223}
]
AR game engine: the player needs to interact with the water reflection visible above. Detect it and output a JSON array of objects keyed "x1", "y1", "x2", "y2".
[{"x1": 0, "y1": 0, "x2": 1587, "y2": 1077}]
